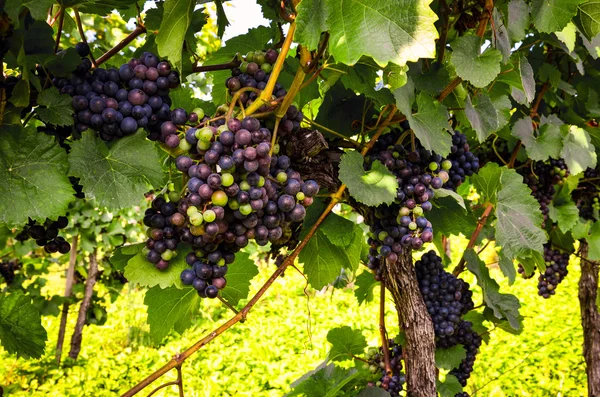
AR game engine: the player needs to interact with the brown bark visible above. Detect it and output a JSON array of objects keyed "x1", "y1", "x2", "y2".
[
  {"x1": 384, "y1": 250, "x2": 437, "y2": 397},
  {"x1": 68, "y1": 249, "x2": 99, "y2": 360},
  {"x1": 56, "y1": 235, "x2": 78, "y2": 364},
  {"x1": 579, "y1": 242, "x2": 600, "y2": 397}
]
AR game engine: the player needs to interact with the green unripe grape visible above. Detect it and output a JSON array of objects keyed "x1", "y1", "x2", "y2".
[
  {"x1": 559, "y1": 169, "x2": 566, "y2": 177},
  {"x1": 442, "y1": 160, "x2": 452, "y2": 170},
  {"x1": 429, "y1": 162, "x2": 439, "y2": 171},
  {"x1": 369, "y1": 365, "x2": 379, "y2": 373},
  {"x1": 179, "y1": 138, "x2": 192, "y2": 152},
  {"x1": 393, "y1": 151, "x2": 400, "y2": 159},
  {"x1": 257, "y1": 176, "x2": 265, "y2": 187},
  {"x1": 245, "y1": 51, "x2": 254, "y2": 61},
  {"x1": 186, "y1": 206, "x2": 199, "y2": 216},
  {"x1": 189, "y1": 212, "x2": 204, "y2": 226},
  {"x1": 217, "y1": 125, "x2": 228, "y2": 135},
  {"x1": 296, "y1": 192, "x2": 305, "y2": 201},
  {"x1": 142, "y1": 246, "x2": 150, "y2": 256},
  {"x1": 197, "y1": 139, "x2": 211, "y2": 151},
  {"x1": 273, "y1": 143, "x2": 280, "y2": 154},
  {"x1": 399, "y1": 207, "x2": 410, "y2": 217},
  {"x1": 228, "y1": 199, "x2": 240, "y2": 210},
  {"x1": 192, "y1": 107, "x2": 205, "y2": 120},
  {"x1": 438, "y1": 170, "x2": 450, "y2": 183},
  {"x1": 161, "y1": 249, "x2": 174, "y2": 261},
  {"x1": 217, "y1": 258, "x2": 226, "y2": 266},
  {"x1": 277, "y1": 172, "x2": 287, "y2": 183},
  {"x1": 217, "y1": 104, "x2": 229, "y2": 114},
  {"x1": 240, "y1": 61, "x2": 249, "y2": 73},
  {"x1": 239, "y1": 203, "x2": 252, "y2": 216},
  {"x1": 145, "y1": 228, "x2": 153, "y2": 238},
  {"x1": 168, "y1": 191, "x2": 180, "y2": 203},
  {"x1": 203, "y1": 209, "x2": 216, "y2": 223},
  {"x1": 221, "y1": 173, "x2": 234, "y2": 187},
  {"x1": 198, "y1": 127, "x2": 214, "y2": 142},
  {"x1": 190, "y1": 225, "x2": 203, "y2": 236},
  {"x1": 253, "y1": 52, "x2": 266, "y2": 65},
  {"x1": 413, "y1": 206, "x2": 424, "y2": 216},
  {"x1": 212, "y1": 190, "x2": 228, "y2": 206},
  {"x1": 260, "y1": 63, "x2": 272, "y2": 73},
  {"x1": 239, "y1": 181, "x2": 251, "y2": 191},
  {"x1": 378, "y1": 231, "x2": 388, "y2": 241},
  {"x1": 408, "y1": 222, "x2": 417, "y2": 231}
]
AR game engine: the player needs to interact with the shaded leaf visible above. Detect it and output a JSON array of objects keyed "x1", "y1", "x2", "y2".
[
  {"x1": 35, "y1": 87, "x2": 74, "y2": 126},
  {"x1": 144, "y1": 285, "x2": 199, "y2": 343},
  {"x1": 560, "y1": 125, "x2": 597, "y2": 175},
  {"x1": 219, "y1": 252, "x2": 259, "y2": 307},
  {"x1": 435, "y1": 345, "x2": 467, "y2": 371},
  {"x1": 531, "y1": 0, "x2": 582, "y2": 33},
  {"x1": 156, "y1": 0, "x2": 194, "y2": 71},
  {"x1": 354, "y1": 272, "x2": 379, "y2": 305},
  {"x1": 0, "y1": 291, "x2": 47, "y2": 359},
  {"x1": 124, "y1": 248, "x2": 190, "y2": 289},
  {"x1": 339, "y1": 151, "x2": 398, "y2": 207}
]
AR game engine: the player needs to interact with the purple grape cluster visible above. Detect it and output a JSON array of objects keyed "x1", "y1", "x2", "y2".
[
  {"x1": 415, "y1": 251, "x2": 474, "y2": 337},
  {"x1": 56, "y1": 43, "x2": 189, "y2": 142},
  {"x1": 0, "y1": 259, "x2": 21, "y2": 285},
  {"x1": 444, "y1": 132, "x2": 480, "y2": 190},
  {"x1": 574, "y1": 167, "x2": 599, "y2": 221},
  {"x1": 537, "y1": 244, "x2": 570, "y2": 299},
  {"x1": 365, "y1": 339, "x2": 405, "y2": 397},
  {"x1": 143, "y1": 116, "x2": 319, "y2": 298},
  {"x1": 16, "y1": 217, "x2": 71, "y2": 254},
  {"x1": 437, "y1": 320, "x2": 482, "y2": 386}
]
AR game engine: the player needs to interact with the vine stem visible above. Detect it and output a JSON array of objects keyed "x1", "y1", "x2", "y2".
[
  {"x1": 304, "y1": 118, "x2": 360, "y2": 147},
  {"x1": 379, "y1": 280, "x2": 392, "y2": 375},
  {"x1": 192, "y1": 56, "x2": 241, "y2": 73},
  {"x1": 96, "y1": 24, "x2": 147, "y2": 66},
  {"x1": 55, "y1": 235, "x2": 78, "y2": 364},
  {"x1": 451, "y1": 203, "x2": 494, "y2": 276},
  {"x1": 74, "y1": 8, "x2": 97, "y2": 67},
  {"x1": 225, "y1": 87, "x2": 262, "y2": 121},
  {"x1": 54, "y1": 7, "x2": 65, "y2": 54},
  {"x1": 121, "y1": 105, "x2": 396, "y2": 397}
]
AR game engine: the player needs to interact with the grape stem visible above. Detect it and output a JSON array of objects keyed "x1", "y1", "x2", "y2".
[
  {"x1": 304, "y1": 117, "x2": 360, "y2": 148},
  {"x1": 451, "y1": 203, "x2": 494, "y2": 276},
  {"x1": 96, "y1": 24, "x2": 147, "y2": 66},
  {"x1": 74, "y1": 8, "x2": 97, "y2": 67},
  {"x1": 192, "y1": 56, "x2": 241, "y2": 73},
  {"x1": 54, "y1": 6, "x2": 65, "y2": 54},
  {"x1": 217, "y1": 295, "x2": 239, "y2": 316},
  {"x1": 225, "y1": 87, "x2": 262, "y2": 121}
]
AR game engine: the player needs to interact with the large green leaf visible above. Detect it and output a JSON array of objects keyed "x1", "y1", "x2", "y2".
[
  {"x1": 288, "y1": 363, "x2": 361, "y2": 397},
  {"x1": 219, "y1": 252, "x2": 259, "y2": 307},
  {"x1": 69, "y1": 131, "x2": 164, "y2": 210},
  {"x1": 560, "y1": 125, "x2": 597, "y2": 175},
  {"x1": 428, "y1": 196, "x2": 476, "y2": 238},
  {"x1": 0, "y1": 291, "x2": 47, "y2": 359},
  {"x1": 507, "y1": 0, "x2": 530, "y2": 41},
  {"x1": 437, "y1": 375, "x2": 463, "y2": 397},
  {"x1": 451, "y1": 35, "x2": 502, "y2": 88},
  {"x1": 144, "y1": 285, "x2": 200, "y2": 343},
  {"x1": 435, "y1": 345, "x2": 467, "y2": 371},
  {"x1": 124, "y1": 248, "x2": 189, "y2": 289},
  {"x1": 0, "y1": 126, "x2": 74, "y2": 227},
  {"x1": 327, "y1": 326, "x2": 367, "y2": 362},
  {"x1": 578, "y1": 1, "x2": 600, "y2": 40},
  {"x1": 35, "y1": 87, "x2": 74, "y2": 127},
  {"x1": 295, "y1": 0, "x2": 438, "y2": 67},
  {"x1": 338, "y1": 151, "x2": 398, "y2": 207},
  {"x1": 531, "y1": 0, "x2": 583, "y2": 33},
  {"x1": 156, "y1": 0, "x2": 195, "y2": 71},
  {"x1": 511, "y1": 116, "x2": 563, "y2": 161},
  {"x1": 465, "y1": 92, "x2": 506, "y2": 142}
]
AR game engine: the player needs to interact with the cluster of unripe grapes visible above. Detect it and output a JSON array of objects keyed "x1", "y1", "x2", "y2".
[
  {"x1": 143, "y1": 116, "x2": 319, "y2": 298},
  {"x1": 56, "y1": 43, "x2": 187, "y2": 142},
  {"x1": 16, "y1": 217, "x2": 70, "y2": 254},
  {"x1": 365, "y1": 339, "x2": 405, "y2": 397}
]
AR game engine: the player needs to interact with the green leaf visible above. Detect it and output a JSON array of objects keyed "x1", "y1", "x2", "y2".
[
  {"x1": 339, "y1": 151, "x2": 398, "y2": 207},
  {"x1": 578, "y1": 1, "x2": 600, "y2": 40},
  {"x1": 354, "y1": 272, "x2": 378, "y2": 305},
  {"x1": 383, "y1": 63, "x2": 409, "y2": 90},
  {"x1": 320, "y1": 213, "x2": 359, "y2": 247},
  {"x1": 327, "y1": 326, "x2": 367, "y2": 362},
  {"x1": 69, "y1": 131, "x2": 164, "y2": 210},
  {"x1": 35, "y1": 87, "x2": 74, "y2": 126},
  {"x1": 331, "y1": 60, "x2": 395, "y2": 107},
  {"x1": 434, "y1": 188, "x2": 466, "y2": 209},
  {"x1": 516, "y1": 54, "x2": 536, "y2": 104},
  {"x1": 0, "y1": 125, "x2": 74, "y2": 227},
  {"x1": 465, "y1": 248, "x2": 522, "y2": 330},
  {"x1": 560, "y1": 125, "x2": 598, "y2": 175},
  {"x1": 295, "y1": 0, "x2": 438, "y2": 67},
  {"x1": 110, "y1": 243, "x2": 144, "y2": 271},
  {"x1": 156, "y1": 0, "x2": 194, "y2": 71},
  {"x1": 587, "y1": 221, "x2": 600, "y2": 260},
  {"x1": 397, "y1": 92, "x2": 452, "y2": 156},
  {"x1": 0, "y1": 291, "x2": 47, "y2": 359},
  {"x1": 531, "y1": 0, "x2": 583, "y2": 33},
  {"x1": 511, "y1": 116, "x2": 563, "y2": 161},
  {"x1": 555, "y1": 22, "x2": 578, "y2": 52},
  {"x1": 124, "y1": 248, "x2": 190, "y2": 289},
  {"x1": 450, "y1": 35, "x2": 502, "y2": 88},
  {"x1": 435, "y1": 345, "x2": 467, "y2": 371},
  {"x1": 219, "y1": 252, "x2": 259, "y2": 307},
  {"x1": 144, "y1": 285, "x2": 199, "y2": 343},
  {"x1": 471, "y1": 162, "x2": 503, "y2": 203},
  {"x1": 492, "y1": 8, "x2": 511, "y2": 63},
  {"x1": 215, "y1": 0, "x2": 230, "y2": 38},
  {"x1": 9, "y1": 79, "x2": 30, "y2": 107},
  {"x1": 428, "y1": 196, "x2": 476, "y2": 238},
  {"x1": 437, "y1": 375, "x2": 463, "y2": 397},
  {"x1": 549, "y1": 201, "x2": 580, "y2": 232},
  {"x1": 288, "y1": 363, "x2": 360, "y2": 397},
  {"x1": 507, "y1": 0, "x2": 530, "y2": 41},
  {"x1": 465, "y1": 92, "x2": 504, "y2": 142}
]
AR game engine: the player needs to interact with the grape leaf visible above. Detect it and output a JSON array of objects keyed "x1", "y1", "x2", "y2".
[
  {"x1": 144, "y1": 285, "x2": 199, "y2": 343},
  {"x1": 124, "y1": 248, "x2": 190, "y2": 289},
  {"x1": 9, "y1": 79, "x2": 30, "y2": 107},
  {"x1": 556, "y1": 22, "x2": 578, "y2": 52},
  {"x1": 560, "y1": 125, "x2": 598, "y2": 175},
  {"x1": 0, "y1": 291, "x2": 47, "y2": 359},
  {"x1": 338, "y1": 151, "x2": 398, "y2": 207},
  {"x1": 492, "y1": 8, "x2": 511, "y2": 63},
  {"x1": 428, "y1": 196, "x2": 476, "y2": 238},
  {"x1": 434, "y1": 188, "x2": 466, "y2": 209},
  {"x1": 507, "y1": 0, "x2": 530, "y2": 41},
  {"x1": 35, "y1": 87, "x2": 74, "y2": 127},
  {"x1": 437, "y1": 375, "x2": 463, "y2": 397},
  {"x1": 288, "y1": 363, "x2": 361, "y2": 397},
  {"x1": 383, "y1": 63, "x2": 409, "y2": 90},
  {"x1": 156, "y1": 0, "x2": 194, "y2": 71},
  {"x1": 354, "y1": 272, "x2": 378, "y2": 305},
  {"x1": 515, "y1": 54, "x2": 536, "y2": 104},
  {"x1": 511, "y1": 116, "x2": 563, "y2": 161},
  {"x1": 219, "y1": 252, "x2": 259, "y2": 307},
  {"x1": 69, "y1": 131, "x2": 164, "y2": 210},
  {"x1": 295, "y1": 0, "x2": 438, "y2": 67},
  {"x1": 587, "y1": 221, "x2": 600, "y2": 260},
  {"x1": 465, "y1": 92, "x2": 503, "y2": 142},
  {"x1": 320, "y1": 213, "x2": 359, "y2": 247},
  {"x1": 435, "y1": 345, "x2": 467, "y2": 371},
  {"x1": 327, "y1": 326, "x2": 367, "y2": 362},
  {"x1": 578, "y1": 1, "x2": 600, "y2": 40},
  {"x1": 549, "y1": 201, "x2": 580, "y2": 232},
  {"x1": 215, "y1": 0, "x2": 230, "y2": 38},
  {"x1": 465, "y1": 249, "x2": 522, "y2": 330},
  {"x1": 0, "y1": 125, "x2": 74, "y2": 227},
  {"x1": 396, "y1": 91, "x2": 452, "y2": 156},
  {"x1": 110, "y1": 243, "x2": 144, "y2": 271},
  {"x1": 531, "y1": 0, "x2": 582, "y2": 33},
  {"x1": 326, "y1": 60, "x2": 395, "y2": 107},
  {"x1": 451, "y1": 35, "x2": 502, "y2": 88}
]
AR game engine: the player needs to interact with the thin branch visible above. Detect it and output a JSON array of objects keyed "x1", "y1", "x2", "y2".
[
  {"x1": 146, "y1": 381, "x2": 179, "y2": 397},
  {"x1": 507, "y1": 140, "x2": 522, "y2": 168},
  {"x1": 217, "y1": 295, "x2": 239, "y2": 316},
  {"x1": 54, "y1": 7, "x2": 65, "y2": 54},
  {"x1": 56, "y1": 235, "x2": 79, "y2": 365},
  {"x1": 304, "y1": 118, "x2": 360, "y2": 148},
  {"x1": 452, "y1": 203, "x2": 494, "y2": 276},
  {"x1": 96, "y1": 24, "x2": 147, "y2": 66},
  {"x1": 192, "y1": 56, "x2": 241, "y2": 73},
  {"x1": 437, "y1": 0, "x2": 450, "y2": 64},
  {"x1": 74, "y1": 9, "x2": 97, "y2": 67}
]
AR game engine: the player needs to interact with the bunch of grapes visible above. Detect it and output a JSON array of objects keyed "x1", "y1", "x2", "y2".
[
  {"x1": 444, "y1": 132, "x2": 480, "y2": 190},
  {"x1": 16, "y1": 217, "x2": 71, "y2": 254},
  {"x1": 437, "y1": 320, "x2": 482, "y2": 386},
  {"x1": 520, "y1": 159, "x2": 569, "y2": 226},
  {"x1": 537, "y1": 243, "x2": 570, "y2": 298},
  {"x1": 415, "y1": 251, "x2": 474, "y2": 337},
  {"x1": 56, "y1": 43, "x2": 190, "y2": 143},
  {"x1": 574, "y1": 167, "x2": 599, "y2": 221},
  {"x1": 0, "y1": 259, "x2": 21, "y2": 285},
  {"x1": 517, "y1": 263, "x2": 535, "y2": 279},
  {"x1": 143, "y1": 116, "x2": 319, "y2": 298},
  {"x1": 365, "y1": 339, "x2": 405, "y2": 397}
]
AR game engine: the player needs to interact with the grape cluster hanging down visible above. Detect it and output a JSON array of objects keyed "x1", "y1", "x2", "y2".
[
  {"x1": 537, "y1": 243, "x2": 570, "y2": 299},
  {"x1": 363, "y1": 128, "x2": 479, "y2": 279},
  {"x1": 16, "y1": 217, "x2": 71, "y2": 254},
  {"x1": 365, "y1": 339, "x2": 405, "y2": 397},
  {"x1": 57, "y1": 43, "x2": 188, "y2": 143},
  {"x1": 437, "y1": 320, "x2": 482, "y2": 387},
  {"x1": 0, "y1": 259, "x2": 21, "y2": 285},
  {"x1": 143, "y1": 116, "x2": 319, "y2": 298},
  {"x1": 573, "y1": 166, "x2": 599, "y2": 221}
]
